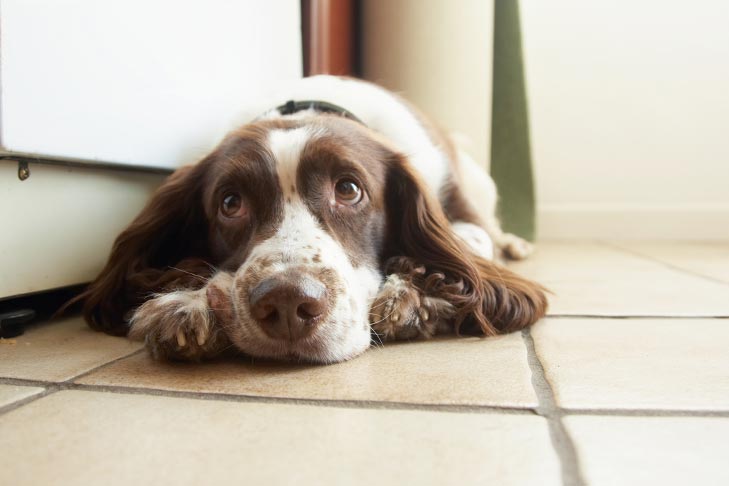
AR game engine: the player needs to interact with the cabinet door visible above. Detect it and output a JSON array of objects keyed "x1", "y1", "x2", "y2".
[{"x1": 0, "y1": 0, "x2": 302, "y2": 169}]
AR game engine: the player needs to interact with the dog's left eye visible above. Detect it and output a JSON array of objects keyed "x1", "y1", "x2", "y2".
[
  {"x1": 334, "y1": 178, "x2": 363, "y2": 205},
  {"x1": 220, "y1": 192, "x2": 247, "y2": 218}
]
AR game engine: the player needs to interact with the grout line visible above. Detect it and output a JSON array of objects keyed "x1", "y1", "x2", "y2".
[
  {"x1": 0, "y1": 377, "x2": 56, "y2": 387},
  {"x1": 600, "y1": 241, "x2": 729, "y2": 287},
  {"x1": 68, "y1": 348, "x2": 146, "y2": 383},
  {"x1": 0, "y1": 348, "x2": 145, "y2": 417},
  {"x1": 0, "y1": 385, "x2": 60, "y2": 416},
  {"x1": 564, "y1": 409, "x2": 729, "y2": 418},
  {"x1": 0, "y1": 349, "x2": 145, "y2": 389},
  {"x1": 4, "y1": 373, "x2": 729, "y2": 418},
  {"x1": 3, "y1": 377, "x2": 729, "y2": 418},
  {"x1": 53, "y1": 382, "x2": 539, "y2": 415},
  {"x1": 522, "y1": 328, "x2": 586, "y2": 486}
]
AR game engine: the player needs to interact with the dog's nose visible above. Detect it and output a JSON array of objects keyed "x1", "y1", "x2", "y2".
[{"x1": 248, "y1": 271, "x2": 328, "y2": 341}]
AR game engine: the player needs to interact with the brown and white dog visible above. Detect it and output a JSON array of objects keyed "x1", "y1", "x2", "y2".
[{"x1": 75, "y1": 76, "x2": 547, "y2": 363}]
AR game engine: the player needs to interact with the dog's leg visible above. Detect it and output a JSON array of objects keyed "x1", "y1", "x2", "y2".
[
  {"x1": 128, "y1": 273, "x2": 233, "y2": 361},
  {"x1": 369, "y1": 258, "x2": 455, "y2": 341},
  {"x1": 451, "y1": 221, "x2": 495, "y2": 260},
  {"x1": 455, "y1": 147, "x2": 533, "y2": 260}
]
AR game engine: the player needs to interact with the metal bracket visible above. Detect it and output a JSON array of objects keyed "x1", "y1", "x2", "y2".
[
  {"x1": 1, "y1": 153, "x2": 174, "y2": 176},
  {"x1": 17, "y1": 160, "x2": 30, "y2": 181}
]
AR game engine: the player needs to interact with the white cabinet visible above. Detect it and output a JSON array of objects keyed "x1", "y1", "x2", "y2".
[
  {"x1": 0, "y1": 0, "x2": 302, "y2": 169},
  {"x1": 0, "y1": 0, "x2": 303, "y2": 298}
]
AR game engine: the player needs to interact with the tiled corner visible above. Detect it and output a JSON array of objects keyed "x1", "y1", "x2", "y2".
[
  {"x1": 0, "y1": 390, "x2": 561, "y2": 486},
  {"x1": 0, "y1": 384, "x2": 44, "y2": 408},
  {"x1": 565, "y1": 416, "x2": 729, "y2": 486},
  {"x1": 532, "y1": 318, "x2": 729, "y2": 410},
  {"x1": 0, "y1": 317, "x2": 141, "y2": 382},
  {"x1": 610, "y1": 241, "x2": 729, "y2": 284},
  {"x1": 507, "y1": 242, "x2": 729, "y2": 316},
  {"x1": 77, "y1": 334, "x2": 537, "y2": 407}
]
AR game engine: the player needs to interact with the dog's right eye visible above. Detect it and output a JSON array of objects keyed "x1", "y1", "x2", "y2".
[
  {"x1": 334, "y1": 178, "x2": 363, "y2": 206},
  {"x1": 220, "y1": 193, "x2": 247, "y2": 218}
]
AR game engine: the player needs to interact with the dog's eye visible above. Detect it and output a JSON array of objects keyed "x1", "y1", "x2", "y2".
[
  {"x1": 334, "y1": 178, "x2": 363, "y2": 205},
  {"x1": 220, "y1": 192, "x2": 246, "y2": 218}
]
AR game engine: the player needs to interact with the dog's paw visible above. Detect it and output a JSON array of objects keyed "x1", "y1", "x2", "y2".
[
  {"x1": 369, "y1": 274, "x2": 455, "y2": 341},
  {"x1": 129, "y1": 289, "x2": 228, "y2": 361},
  {"x1": 500, "y1": 233, "x2": 534, "y2": 260}
]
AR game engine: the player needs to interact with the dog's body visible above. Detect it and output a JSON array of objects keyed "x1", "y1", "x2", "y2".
[
  {"x1": 76, "y1": 76, "x2": 547, "y2": 363},
  {"x1": 259, "y1": 76, "x2": 533, "y2": 262}
]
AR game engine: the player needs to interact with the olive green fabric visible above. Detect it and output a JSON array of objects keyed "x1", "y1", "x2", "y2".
[{"x1": 491, "y1": 0, "x2": 536, "y2": 241}]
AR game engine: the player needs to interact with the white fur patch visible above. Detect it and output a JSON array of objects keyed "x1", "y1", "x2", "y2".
[
  {"x1": 152, "y1": 289, "x2": 207, "y2": 311},
  {"x1": 381, "y1": 273, "x2": 409, "y2": 295},
  {"x1": 451, "y1": 222, "x2": 495, "y2": 261},
  {"x1": 128, "y1": 287, "x2": 212, "y2": 346},
  {"x1": 268, "y1": 127, "x2": 317, "y2": 199}
]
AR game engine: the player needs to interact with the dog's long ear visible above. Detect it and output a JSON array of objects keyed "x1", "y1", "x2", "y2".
[
  {"x1": 384, "y1": 155, "x2": 548, "y2": 335},
  {"x1": 68, "y1": 163, "x2": 214, "y2": 335}
]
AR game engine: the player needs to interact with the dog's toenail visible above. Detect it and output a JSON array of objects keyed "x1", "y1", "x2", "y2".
[
  {"x1": 176, "y1": 330, "x2": 186, "y2": 347},
  {"x1": 195, "y1": 328, "x2": 206, "y2": 346}
]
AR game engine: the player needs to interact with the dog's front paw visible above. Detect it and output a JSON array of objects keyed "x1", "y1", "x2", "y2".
[
  {"x1": 129, "y1": 289, "x2": 229, "y2": 361},
  {"x1": 500, "y1": 233, "x2": 534, "y2": 260},
  {"x1": 370, "y1": 274, "x2": 455, "y2": 341}
]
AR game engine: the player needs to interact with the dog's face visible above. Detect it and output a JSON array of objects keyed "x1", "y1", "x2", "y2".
[{"x1": 201, "y1": 118, "x2": 394, "y2": 362}]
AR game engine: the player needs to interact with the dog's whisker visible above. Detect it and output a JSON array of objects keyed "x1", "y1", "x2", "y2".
[
  {"x1": 168, "y1": 266, "x2": 208, "y2": 283},
  {"x1": 368, "y1": 298, "x2": 394, "y2": 315},
  {"x1": 370, "y1": 329, "x2": 385, "y2": 348},
  {"x1": 368, "y1": 306, "x2": 399, "y2": 326},
  {"x1": 368, "y1": 299, "x2": 392, "y2": 310}
]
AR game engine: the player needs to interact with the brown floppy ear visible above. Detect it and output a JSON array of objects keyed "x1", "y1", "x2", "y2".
[
  {"x1": 384, "y1": 155, "x2": 548, "y2": 335},
  {"x1": 67, "y1": 163, "x2": 214, "y2": 336}
]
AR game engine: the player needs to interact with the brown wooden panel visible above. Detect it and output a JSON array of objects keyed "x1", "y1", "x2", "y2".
[{"x1": 302, "y1": 0, "x2": 355, "y2": 76}]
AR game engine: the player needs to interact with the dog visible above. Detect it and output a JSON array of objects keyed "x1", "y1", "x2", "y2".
[{"x1": 74, "y1": 75, "x2": 547, "y2": 363}]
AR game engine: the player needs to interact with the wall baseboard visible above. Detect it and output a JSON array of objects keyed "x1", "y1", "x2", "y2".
[{"x1": 537, "y1": 204, "x2": 729, "y2": 240}]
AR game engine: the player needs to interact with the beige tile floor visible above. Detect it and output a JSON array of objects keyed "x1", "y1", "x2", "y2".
[{"x1": 1, "y1": 241, "x2": 728, "y2": 486}]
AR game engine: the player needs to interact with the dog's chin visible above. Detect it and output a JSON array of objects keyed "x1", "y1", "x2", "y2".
[{"x1": 231, "y1": 327, "x2": 372, "y2": 365}]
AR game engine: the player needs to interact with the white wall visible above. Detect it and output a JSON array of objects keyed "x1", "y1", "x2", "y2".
[
  {"x1": 521, "y1": 0, "x2": 729, "y2": 239},
  {"x1": 362, "y1": 0, "x2": 493, "y2": 168},
  {"x1": 362, "y1": 1, "x2": 729, "y2": 240}
]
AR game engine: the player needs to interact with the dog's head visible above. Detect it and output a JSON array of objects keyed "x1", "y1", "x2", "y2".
[{"x1": 78, "y1": 115, "x2": 546, "y2": 363}]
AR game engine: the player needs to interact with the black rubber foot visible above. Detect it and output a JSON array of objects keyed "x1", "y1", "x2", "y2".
[{"x1": 0, "y1": 309, "x2": 36, "y2": 338}]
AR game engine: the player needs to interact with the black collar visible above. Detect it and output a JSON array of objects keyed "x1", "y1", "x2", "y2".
[{"x1": 275, "y1": 100, "x2": 365, "y2": 125}]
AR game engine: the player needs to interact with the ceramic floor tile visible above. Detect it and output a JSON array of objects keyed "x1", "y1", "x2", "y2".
[
  {"x1": 532, "y1": 318, "x2": 729, "y2": 410},
  {"x1": 508, "y1": 242, "x2": 729, "y2": 316},
  {"x1": 0, "y1": 317, "x2": 141, "y2": 382},
  {"x1": 78, "y1": 334, "x2": 537, "y2": 407},
  {"x1": 0, "y1": 384, "x2": 44, "y2": 408},
  {"x1": 610, "y1": 241, "x2": 729, "y2": 284},
  {"x1": 0, "y1": 390, "x2": 560, "y2": 486},
  {"x1": 565, "y1": 416, "x2": 729, "y2": 486}
]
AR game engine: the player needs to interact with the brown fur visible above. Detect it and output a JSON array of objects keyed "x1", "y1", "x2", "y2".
[
  {"x1": 66, "y1": 163, "x2": 214, "y2": 335},
  {"x1": 383, "y1": 155, "x2": 548, "y2": 336},
  {"x1": 66, "y1": 121, "x2": 286, "y2": 337}
]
